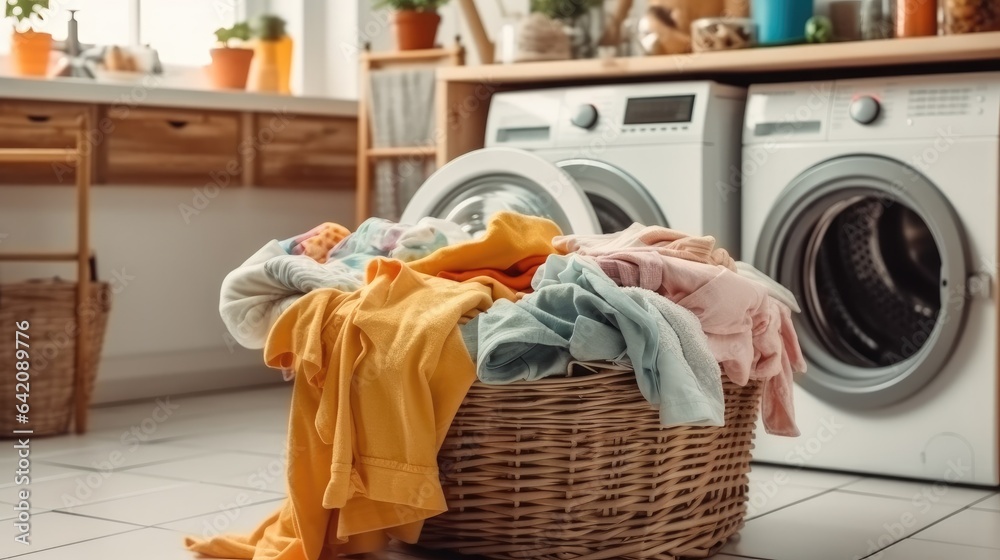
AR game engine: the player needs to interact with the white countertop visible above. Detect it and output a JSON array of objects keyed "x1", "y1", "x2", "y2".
[{"x1": 0, "y1": 75, "x2": 358, "y2": 117}]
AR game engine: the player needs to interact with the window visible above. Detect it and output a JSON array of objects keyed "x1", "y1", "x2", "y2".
[{"x1": 1, "y1": 0, "x2": 247, "y2": 66}]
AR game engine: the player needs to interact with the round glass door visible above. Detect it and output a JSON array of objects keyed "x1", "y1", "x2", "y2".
[
  {"x1": 755, "y1": 156, "x2": 970, "y2": 408},
  {"x1": 558, "y1": 159, "x2": 668, "y2": 233},
  {"x1": 400, "y1": 148, "x2": 600, "y2": 236}
]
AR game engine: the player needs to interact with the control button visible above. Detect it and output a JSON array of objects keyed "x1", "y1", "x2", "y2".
[
  {"x1": 570, "y1": 103, "x2": 599, "y2": 129},
  {"x1": 850, "y1": 96, "x2": 881, "y2": 125}
]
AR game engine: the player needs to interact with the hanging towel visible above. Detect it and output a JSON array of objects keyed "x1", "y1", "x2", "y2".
[
  {"x1": 368, "y1": 68, "x2": 437, "y2": 220},
  {"x1": 553, "y1": 223, "x2": 738, "y2": 271}
]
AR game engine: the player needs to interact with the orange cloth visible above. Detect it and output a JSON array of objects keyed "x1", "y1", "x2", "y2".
[
  {"x1": 187, "y1": 259, "x2": 492, "y2": 559},
  {"x1": 408, "y1": 211, "x2": 563, "y2": 300}
]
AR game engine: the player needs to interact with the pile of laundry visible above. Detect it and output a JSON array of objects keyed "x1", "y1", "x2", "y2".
[{"x1": 190, "y1": 211, "x2": 805, "y2": 560}]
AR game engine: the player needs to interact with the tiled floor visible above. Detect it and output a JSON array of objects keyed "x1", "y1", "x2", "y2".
[{"x1": 3, "y1": 384, "x2": 998, "y2": 560}]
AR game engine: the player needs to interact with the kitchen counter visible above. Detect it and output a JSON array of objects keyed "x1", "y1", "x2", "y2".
[{"x1": 0, "y1": 75, "x2": 357, "y2": 117}]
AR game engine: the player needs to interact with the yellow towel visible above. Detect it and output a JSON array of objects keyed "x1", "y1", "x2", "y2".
[{"x1": 186, "y1": 259, "x2": 491, "y2": 559}]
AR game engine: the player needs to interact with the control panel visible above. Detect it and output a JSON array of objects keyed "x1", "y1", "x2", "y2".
[
  {"x1": 486, "y1": 82, "x2": 746, "y2": 149},
  {"x1": 745, "y1": 72, "x2": 1000, "y2": 144}
]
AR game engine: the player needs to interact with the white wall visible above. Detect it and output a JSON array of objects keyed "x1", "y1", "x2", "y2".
[{"x1": 0, "y1": 185, "x2": 353, "y2": 403}]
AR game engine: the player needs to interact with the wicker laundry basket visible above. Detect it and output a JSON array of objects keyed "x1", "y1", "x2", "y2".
[
  {"x1": 0, "y1": 279, "x2": 111, "y2": 436},
  {"x1": 423, "y1": 366, "x2": 763, "y2": 560}
]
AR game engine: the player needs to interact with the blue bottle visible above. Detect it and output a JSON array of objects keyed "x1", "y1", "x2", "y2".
[{"x1": 752, "y1": 0, "x2": 816, "y2": 45}]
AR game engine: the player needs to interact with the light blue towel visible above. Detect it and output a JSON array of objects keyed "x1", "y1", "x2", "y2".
[
  {"x1": 474, "y1": 254, "x2": 658, "y2": 391},
  {"x1": 622, "y1": 287, "x2": 725, "y2": 427}
]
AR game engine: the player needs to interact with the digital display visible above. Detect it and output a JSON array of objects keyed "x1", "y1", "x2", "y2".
[{"x1": 623, "y1": 95, "x2": 695, "y2": 125}]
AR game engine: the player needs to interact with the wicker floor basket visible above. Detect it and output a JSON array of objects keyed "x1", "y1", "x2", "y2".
[
  {"x1": 0, "y1": 279, "x2": 111, "y2": 436},
  {"x1": 422, "y1": 366, "x2": 763, "y2": 560}
]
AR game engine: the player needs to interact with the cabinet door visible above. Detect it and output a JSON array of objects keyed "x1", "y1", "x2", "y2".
[
  {"x1": 255, "y1": 113, "x2": 357, "y2": 189},
  {"x1": 104, "y1": 107, "x2": 240, "y2": 186},
  {"x1": 0, "y1": 100, "x2": 89, "y2": 184}
]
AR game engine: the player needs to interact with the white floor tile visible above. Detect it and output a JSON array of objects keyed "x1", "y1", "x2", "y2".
[
  {"x1": 871, "y1": 538, "x2": 1000, "y2": 560},
  {"x1": 721, "y1": 490, "x2": 964, "y2": 560},
  {"x1": 972, "y1": 492, "x2": 1000, "y2": 512},
  {"x1": 36, "y1": 440, "x2": 210, "y2": 471},
  {"x1": 840, "y1": 477, "x2": 995, "y2": 507},
  {"x1": 0, "y1": 511, "x2": 135, "y2": 559},
  {"x1": 911, "y1": 508, "x2": 1000, "y2": 550},
  {"x1": 0, "y1": 458, "x2": 80, "y2": 489},
  {"x1": 128, "y1": 451, "x2": 289, "y2": 492},
  {"x1": 14, "y1": 527, "x2": 200, "y2": 560},
  {"x1": 57, "y1": 482, "x2": 283, "y2": 526},
  {"x1": 0, "y1": 472, "x2": 184, "y2": 511},
  {"x1": 159, "y1": 498, "x2": 284, "y2": 540},
  {"x1": 169, "y1": 429, "x2": 289, "y2": 456},
  {"x1": 745, "y1": 481, "x2": 828, "y2": 519},
  {"x1": 749, "y1": 463, "x2": 861, "y2": 490}
]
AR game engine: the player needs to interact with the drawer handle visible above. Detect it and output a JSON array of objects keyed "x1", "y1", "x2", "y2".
[
  {"x1": 26, "y1": 115, "x2": 51, "y2": 123},
  {"x1": 166, "y1": 120, "x2": 189, "y2": 129}
]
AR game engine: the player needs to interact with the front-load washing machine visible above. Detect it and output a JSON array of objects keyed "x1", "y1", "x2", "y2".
[
  {"x1": 742, "y1": 72, "x2": 1000, "y2": 485},
  {"x1": 402, "y1": 81, "x2": 745, "y2": 251}
]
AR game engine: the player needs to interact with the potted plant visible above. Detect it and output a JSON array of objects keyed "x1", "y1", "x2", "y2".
[
  {"x1": 248, "y1": 14, "x2": 292, "y2": 94},
  {"x1": 209, "y1": 21, "x2": 254, "y2": 90},
  {"x1": 5, "y1": 0, "x2": 52, "y2": 77},
  {"x1": 376, "y1": 0, "x2": 449, "y2": 50},
  {"x1": 531, "y1": 0, "x2": 603, "y2": 58}
]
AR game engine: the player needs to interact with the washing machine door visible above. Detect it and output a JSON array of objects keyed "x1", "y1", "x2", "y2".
[
  {"x1": 557, "y1": 159, "x2": 669, "y2": 233},
  {"x1": 400, "y1": 147, "x2": 600, "y2": 236},
  {"x1": 756, "y1": 156, "x2": 971, "y2": 409}
]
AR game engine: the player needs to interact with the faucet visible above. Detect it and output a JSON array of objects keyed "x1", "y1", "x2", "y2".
[{"x1": 52, "y1": 10, "x2": 99, "y2": 79}]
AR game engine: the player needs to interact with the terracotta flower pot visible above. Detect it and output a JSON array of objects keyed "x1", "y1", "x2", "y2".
[
  {"x1": 10, "y1": 30, "x2": 53, "y2": 77},
  {"x1": 393, "y1": 10, "x2": 442, "y2": 50},
  {"x1": 208, "y1": 47, "x2": 255, "y2": 90}
]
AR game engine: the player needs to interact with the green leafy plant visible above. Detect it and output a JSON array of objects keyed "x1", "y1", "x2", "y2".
[
  {"x1": 530, "y1": 0, "x2": 602, "y2": 21},
  {"x1": 253, "y1": 14, "x2": 287, "y2": 41},
  {"x1": 214, "y1": 21, "x2": 251, "y2": 46},
  {"x1": 4, "y1": 0, "x2": 49, "y2": 31},
  {"x1": 373, "y1": 0, "x2": 450, "y2": 12}
]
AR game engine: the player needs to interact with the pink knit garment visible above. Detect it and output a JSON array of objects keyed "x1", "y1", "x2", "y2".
[
  {"x1": 552, "y1": 224, "x2": 737, "y2": 271},
  {"x1": 595, "y1": 250, "x2": 805, "y2": 437}
]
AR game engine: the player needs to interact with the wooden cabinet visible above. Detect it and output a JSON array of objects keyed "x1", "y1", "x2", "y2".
[
  {"x1": 102, "y1": 107, "x2": 241, "y2": 186},
  {"x1": 0, "y1": 101, "x2": 90, "y2": 184},
  {"x1": 0, "y1": 98, "x2": 357, "y2": 189},
  {"x1": 255, "y1": 113, "x2": 357, "y2": 189}
]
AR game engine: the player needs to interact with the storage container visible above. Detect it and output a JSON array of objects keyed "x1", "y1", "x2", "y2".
[
  {"x1": 943, "y1": 0, "x2": 1000, "y2": 33},
  {"x1": 422, "y1": 365, "x2": 763, "y2": 560},
  {"x1": 895, "y1": 0, "x2": 938, "y2": 36},
  {"x1": 751, "y1": 0, "x2": 815, "y2": 44},
  {"x1": 0, "y1": 279, "x2": 111, "y2": 436}
]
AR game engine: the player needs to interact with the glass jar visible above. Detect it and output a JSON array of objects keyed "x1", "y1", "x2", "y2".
[
  {"x1": 895, "y1": 0, "x2": 938, "y2": 37},
  {"x1": 861, "y1": 0, "x2": 894, "y2": 39},
  {"x1": 943, "y1": 0, "x2": 1000, "y2": 34}
]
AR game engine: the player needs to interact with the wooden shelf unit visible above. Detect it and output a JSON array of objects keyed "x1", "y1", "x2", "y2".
[
  {"x1": 0, "y1": 114, "x2": 94, "y2": 434},
  {"x1": 436, "y1": 32, "x2": 1000, "y2": 164},
  {"x1": 356, "y1": 44, "x2": 465, "y2": 225}
]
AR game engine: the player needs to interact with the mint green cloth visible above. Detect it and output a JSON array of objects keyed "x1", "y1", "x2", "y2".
[{"x1": 471, "y1": 254, "x2": 724, "y2": 427}]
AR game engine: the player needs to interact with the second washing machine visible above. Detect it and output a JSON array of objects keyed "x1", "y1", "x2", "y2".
[{"x1": 402, "y1": 81, "x2": 746, "y2": 253}]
